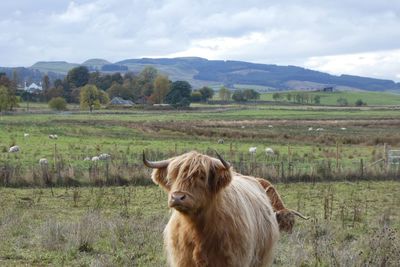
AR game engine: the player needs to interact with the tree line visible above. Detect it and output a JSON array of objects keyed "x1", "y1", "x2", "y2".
[{"x1": 1, "y1": 66, "x2": 263, "y2": 112}]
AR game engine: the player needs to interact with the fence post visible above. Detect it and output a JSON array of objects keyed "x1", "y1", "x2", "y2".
[
  {"x1": 53, "y1": 144, "x2": 57, "y2": 171},
  {"x1": 336, "y1": 141, "x2": 340, "y2": 171},
  {"x1": 383, "y1": 143, "x2": 388, "y2": 166},
  {"x1": 360, "y1": 158, "x2": 364, "y2": 181}
]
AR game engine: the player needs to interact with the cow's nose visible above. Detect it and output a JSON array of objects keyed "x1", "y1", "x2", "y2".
[{"x1": 170, "y1": 192, "x2": 187, "y2": 206}]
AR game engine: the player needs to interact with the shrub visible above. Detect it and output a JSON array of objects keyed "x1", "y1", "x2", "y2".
[
  {"x1": 337, "y1": 97, "x2": 348, "y2": 106},
  {"x1": 48, "y1": 97, "x2": 67, "y2": 111},
  {"x1": 355, "y1": 99, "x2": 366, "y2": 106}
]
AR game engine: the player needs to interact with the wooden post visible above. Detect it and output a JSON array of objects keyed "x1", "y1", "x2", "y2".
[
  {"x1": 53, "y1": 143, "x2": 57, "y2": 170},
  {"x1": 383, "y1": 143, "x2": 388, "y2": 166},
  {"x1": 336, "y1": 142, "x2": 339, "y2": 171},
  {"x1": 360, "y1": 158, "x2": 364, "y2": 181}
]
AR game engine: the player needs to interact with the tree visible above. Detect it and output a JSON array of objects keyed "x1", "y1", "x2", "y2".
[
  {"x1": 286, "y1": 93, "x2": 292, "y2": 102},
  {"x1": 152, "y1": 75, "x2": 170, "y2": 104},
  {"x1": 243, "y1": 89, "x2": 260, "y2": 100},
  {"x1": 166, "y1": 81, "x2": 192, "y2": 108},
  {"x1": 337, "y1": 97, "x2": 348, "y2": 106},
  {"x1": 219, "y1": 86, "x2": 231, "y2": 101},
  {"x1": 42, "y1": 75, "x2": 50, "y2": 92},
  {"x1": 199, "y1": 86, "x2": 214, "y2": 101},
  {"x1": 48, "y1": 97, "x2": 67, "y2": 111},
  {"x1": 313, "y1": 95, "x2": 321, "y2": 104},
  {"x1": 80, "y1": 84, "x2": 108, "y2": 112},
  {"x1": 355, "y1": 99, "x2": 366, "y2": 106},
  {"x1": 138, "y1": 66, "x2": 158, "y2": 97},
  {"x1": 190, "y1": 91, "x2": 203, "y2": 102},
  {"x1": 67, "y1": 66, "x2": 89, "y2": 88},
  {"x1": 44, "y1": 86, "x2": 64, "y2": 100},
  {"x1": 107, "y1": 82, "x2": 134, "y2": 100},
  {"x1": 272, "y1": 92, "x2": 282, "y2": 101},
  {"x1": 0, "y1": 74, "x2": 18, "y2": 110},
  {"x1": 232, "y1": 90, "x2": 246, "y2": 102},
  {"x1": 0, "y1": 86, "x2": 9, "y2": 112}
]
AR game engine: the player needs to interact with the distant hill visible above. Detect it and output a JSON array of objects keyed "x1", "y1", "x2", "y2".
[
  {"x1": 82, "y1": 58, "x2": 111, "y2": 70},
  {"x1": 31, "y1": 61, "x2": 79, "y2": 74},
  {"x1": 1, "y1": 57, "x2": 399, "y2": 91}
]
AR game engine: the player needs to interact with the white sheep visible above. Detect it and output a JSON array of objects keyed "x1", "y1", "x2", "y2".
[
  {"x1": 265, "y1": 147, "x2": 275, "y2": 156},
  {"x1": 341, "y1": 127, "x2": 347, "y2": 130},
  {"x1": 39, "y1": 158, "x2": 48, "y2": 165},
  {"x1": 249, "y1": 147, "x2": 257, "y2": 154},
  {"x1": 316, "y1": 128, "x2": 324, "y2": 131},
  {"x1": 84, "y1": 157, "x2": 91, "y2": 161},
  {"x1": 9, "y1": 145, "x2": 20, "y2": 153},
  {"x1": 91, "y1": 156, "x2": 100, "y2": 161},
  {"x1": 49, "y1": 134, "x2": 58, "y2": 139},
  {"x1": 308, "y1": 127, "x2": 313, "y2": 131},
  {"x1": 218, "y1": 139, "x2": 224, "y2": 144},
  {"x1": 98, "y1": 153, "x2": 111, "y2": 160},
  {"x1": 268, "y1": 125, "x2": 273, "y2": 128},
  {"x1": 24, "y1": 133, "x2": 29, "y2": 137}
]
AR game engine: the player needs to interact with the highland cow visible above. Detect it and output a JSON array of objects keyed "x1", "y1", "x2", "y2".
[{"x1": 143, "y1": 151, "x2": 279, "y2": 267}]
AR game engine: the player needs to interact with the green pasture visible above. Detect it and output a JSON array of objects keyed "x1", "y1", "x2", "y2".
[
  {"x1": 0, "y1": 181, "x2": 398, "y2": 266},
  {"x1": 260, "y1": 90, "x2": 400, "y2": 106},
  {"x1": 0, "y1": 110, "x2": 384, "y2": 170}
]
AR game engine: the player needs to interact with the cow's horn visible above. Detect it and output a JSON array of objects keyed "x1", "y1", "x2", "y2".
[
  {"x1": 290, "y1": 210, "x2": 310, "y2": 220},
  {"x1": 143, "y1": 151, "x2": 170, "y2": 169},
  {"x1": 215, "y1": 151, "x2": 231, "y2": 170}
]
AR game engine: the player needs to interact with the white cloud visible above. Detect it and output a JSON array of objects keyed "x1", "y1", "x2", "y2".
[
  {"x1": 0, "y1": 0, "x2": 399, "y2": 81},
  {"x1": 304, "y1": 49, "x2": 400, "y2": 82}
]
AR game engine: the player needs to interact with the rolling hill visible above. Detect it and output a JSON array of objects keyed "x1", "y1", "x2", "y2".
[{"x1": 1, "y1": 57, "x2": 399, "y2": 92}]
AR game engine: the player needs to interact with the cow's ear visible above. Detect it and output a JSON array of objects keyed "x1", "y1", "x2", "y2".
[
  {"x1": 208, "y1": 164, "x2": 232, "y2": 193},
  {"x1": 151, "y1": 168, "x2": 171, "y2": 191}
]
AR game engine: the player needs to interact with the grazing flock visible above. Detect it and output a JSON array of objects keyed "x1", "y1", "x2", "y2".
[
  {"x1": 8, "y1": 133, "x2": 111, "y2": 165},
  {"x1": 143, "y1": 151, "x2": 308, "y2": 267}
]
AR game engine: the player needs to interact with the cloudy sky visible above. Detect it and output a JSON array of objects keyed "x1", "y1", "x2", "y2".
[{"x1": 1, "y1": 0, "x2": 399, "y2": 81}]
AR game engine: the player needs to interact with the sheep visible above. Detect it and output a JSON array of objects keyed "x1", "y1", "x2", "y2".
[
  {"x1": 84, "y1": 157, "x2": 91, "y2": 161},
  {"x1": 24, "y1": 133, "x2": 29, "y2": 137},
  {"x1": 9, "y1": 145, "x2": 20, "y2": 153},
  {"x1": 241, "y1": 126, "x2": 246, "y2": 129},
  {"x1": 249, "y1": 147, "x2": 257, "y2": 154},
  {"x1": 308, "y1": 127, "x2": 313, "y2": 131},
  {"x1": 265, "y1": 147, "x2": 275, "y2": 156},
  {"x1": 98, "y1": 153, "x2": 111, "y2": 160},
  {"x1": 218, "y1": 139, "x2": 224, "y2": 144},
  {"x1": 268, "y1": 125, "x2": 273, "y2": 128},
  {"x1": 341, "y1": 127, "x2": 347, "y2": 130},
  {"x1": 39, "y1": 158, "x2": 48, "y2": 165},
  {"x1": 316, "y1": 128, "x2": 324, "y2": 131},
  {"x1": 91, "y1": 156, "x2": 100, "y2": 161},
  {"x1": 49, "y1": 134, "x2": 58, "y2": 139}
]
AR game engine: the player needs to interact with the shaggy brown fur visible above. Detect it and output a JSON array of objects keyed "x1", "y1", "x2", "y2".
[
  {"x1": 148, "y1": 151, "x2": 279, "y2": 267},
  {"x1": 256, "y1": 178, "x2": 296, "y2": 233}
]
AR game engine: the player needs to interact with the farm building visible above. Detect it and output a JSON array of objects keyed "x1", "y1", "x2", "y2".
[
  {"x1": 109, "y1": 97, "x2": 134, "y2": 107},
  {"x1": 23, "y1": 82, "x2": 43, "y2": 93}
]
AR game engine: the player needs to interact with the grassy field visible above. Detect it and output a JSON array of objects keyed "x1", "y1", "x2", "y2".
[
  {"x1": 1, "y1": 104, "x2": 400, "y2": 266},
  {"x1": 1, "y1": 106, "x2": 400, "y2": 186},
  {"x1": 260, "y1": 90, "x2": 400, "y2": 106},
  {"x1": 0, "y1": 181, "x2": 398, "y2": 266}
]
